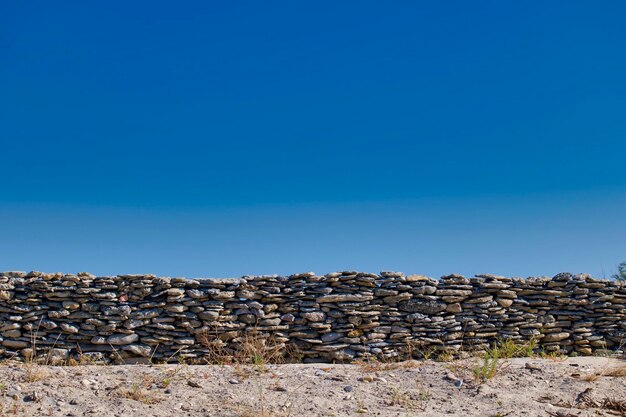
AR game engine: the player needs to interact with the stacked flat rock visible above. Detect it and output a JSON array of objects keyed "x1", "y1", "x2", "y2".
[{"x1": 0, "y1": 271, "x2": 624, "y2": 363}]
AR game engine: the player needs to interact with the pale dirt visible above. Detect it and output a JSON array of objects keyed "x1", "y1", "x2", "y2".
[{"x1": 0, "y1": 357, "x2": 624, "y2": 416}]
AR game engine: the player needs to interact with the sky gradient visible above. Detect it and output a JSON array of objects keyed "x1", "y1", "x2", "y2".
[{"x1": 1, "y1": 1, "x2": 625, "y2": 278}]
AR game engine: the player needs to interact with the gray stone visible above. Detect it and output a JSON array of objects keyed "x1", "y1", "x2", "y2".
[
  {"x1": 399, "y1": 299, "x2": 447, "y2": 314},
  {"x1": 123, "y1": 344, "x2": 152, "y2": 357},
  {"x1": 542, "y1": 332, "x2": 570, "y2": 342},
  {"x1": 321, "y1": 332, "x2": 343, "y2": 342},
  {"x1": 198, "y1": 311, "x2": 220, "y2": 321},
  {"x1": 107, "y1": 333, "x2": 139, "y2": 345},
  {"x1": 316, "y1": 294, "x2": 374, "y2": 303},
  {"x1": 2, "y1": 339, "x2": 28, "y2": 348},
  {"x1": 302, "y1": 312, "x2": 326, "y2": 322}
]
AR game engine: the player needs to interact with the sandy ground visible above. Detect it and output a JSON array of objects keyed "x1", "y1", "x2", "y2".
[{"x1": 0, "y1": 357, "x2": 624, "y2": 416}]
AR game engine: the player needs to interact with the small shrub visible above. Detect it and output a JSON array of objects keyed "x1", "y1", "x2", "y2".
[
  {"x1": 488, "y1": 337, "x2": 538, "y2": 359},
  {"x1": 435, "y1": 350, "x2": 455, "y2": 362},
  {"x1": 611, "y1": 261, "x2": 626, "y2": 282},
  {"x1": 409, "y1": 343, "x2": 437, "y2": 360},
  {"x1": 198, "y1": 326, "x2": 299, "y2": 369},
  {"x1": 602, "y1": 365, "x2": 626, "y2": 377},
  {"x1": 581, "y1": 364, "x2": 626, "y2": 381},
  {"x1": 473, "y1": 353, "x2": 501, "y2": 383}
]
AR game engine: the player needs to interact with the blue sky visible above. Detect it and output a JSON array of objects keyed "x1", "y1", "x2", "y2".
[{"x1": 1, "y1": 1, "x2": 625, "y2": 278}]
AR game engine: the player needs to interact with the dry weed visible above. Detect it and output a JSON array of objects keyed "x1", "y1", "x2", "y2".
[
  {"x1": 387, "y1": 380, "x2": 431, "y2": 413},
  {"x1": 223, "y1": 374, "x2": 304, "y2": 417},
  {"x1": 355, "y1": 354, "x2": 421, "y2": 374},
  {"x1": 197, "y1": 327, "x2": 299, "y2": 369},
  {"x1": 113, "y1": 383, "x2": 161, "y2": 405},
  {"x1": 599, "y1": 397, "x2": 626, "y2": 414},
  {"x1": 580, "y1": 373, "x2": 599, "y2": 382},
  {"x1": 22, "y1": 364, "x2": 48, "y2": 383},
  {"x1": 579, "y1": 363, "x2": 626, "y2": 382},
  {"x1": 601, "y1": 364, "x2": 626, "y2": 377},
  {"x1": 355, "y1": 357, "x2": 401, "y2": 373}
]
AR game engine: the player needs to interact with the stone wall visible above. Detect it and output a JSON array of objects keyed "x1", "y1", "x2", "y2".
[{"x1": 0, "y1": 271, "x2": 624, "y2": 364}]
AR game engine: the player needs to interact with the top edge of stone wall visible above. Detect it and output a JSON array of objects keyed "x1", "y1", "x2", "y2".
[{"x1": 0, "y1": 270, "x2": 623, "y2": 286}]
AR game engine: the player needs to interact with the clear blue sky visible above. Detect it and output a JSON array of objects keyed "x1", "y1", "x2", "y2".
[{"x1": 1, "y1": 1, "x2": 625, "y2": 278}]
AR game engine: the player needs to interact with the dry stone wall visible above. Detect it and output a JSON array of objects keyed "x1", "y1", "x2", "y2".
[{"x1": 1, "y1": 271, "x2": 625, "y2": 364}]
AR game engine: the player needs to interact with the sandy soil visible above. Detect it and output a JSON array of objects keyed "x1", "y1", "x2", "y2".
[{"x1": 0, "y1": 357, "x2": 624, "y2": 416}]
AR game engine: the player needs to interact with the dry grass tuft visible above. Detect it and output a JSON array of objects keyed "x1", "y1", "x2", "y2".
[
  {"x1": 354, "y1": 345, "x2": 423, "y2": 374},
  {"x1": 386, "y1": 381, "x2": 431, "y2": 413},
  {"x1": 579, "y1": 363, "x2": 626, "y2": 382},
  {"x1": 579, "y1": 373, "x2": 599, "y2": 382},
  {"x1": 222, "y1": 376, "x2": 304, "y2": 417},
  {"x1": 435, "y1": 350, "x2": 456, "y2": 362},
  {"x1": 197, "y1": 327, "x2": 300, "y2": 370},
  {"x1": 601, "y1": 364, "x2": 626, "y2": 377},
  {"x1": 355, "y1": 357, "x2": 400, "y2": 373},
  {"x1": 355, "y1": 356, "x2": 422, "y2": 373},
  {"x1": 22, "y1": 364, "x2": 48, "y2": 383},
  {"x1": 538, "y1": 350, "x2": 568, "y2": 361},
  {"x1": 599, "y1": 397, "x2": 626, "y2": 414},
  {"x1": 113, "y1": 383, "x2": 161, "y2": 405},
  {"x1": 551, "y1": 387, "x2": 626, "y2": 415},
  {"x1": 406, "y1": 341, "x2": 439, "y2": 360}
]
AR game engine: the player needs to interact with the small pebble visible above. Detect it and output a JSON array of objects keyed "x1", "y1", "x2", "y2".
[
  {"x1": 23, "y1": 392, "x2": 39, "y2": 402},
  {"x1": 7, "y1": 391, "x2": 20, "y2": 400},
  {"x1": 187, "y1": 380, "x2": 202, "y2": 388},
  {"x1": 525, "y1": 362, "x2": 543, "y2": 372}
]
